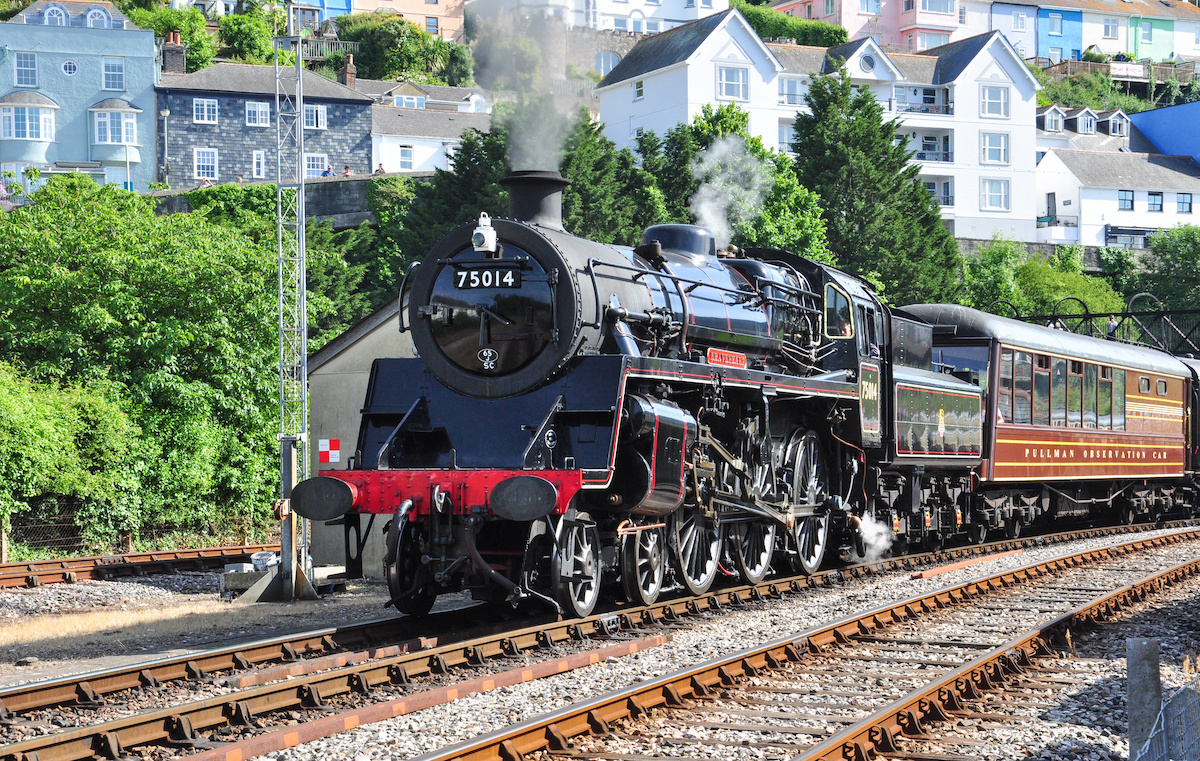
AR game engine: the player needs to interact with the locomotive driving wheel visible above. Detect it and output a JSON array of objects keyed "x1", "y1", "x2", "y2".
[
  {"x1": 783, "y1": 430, "x2": 830, "y2": 576},
  {"x1": 384, "y1": 515, "x2": 437, "y2": 617},
  {"x1": 620, "y1": 521, "x2": 667, "y2": 605},
  {"x1": 553, "y1": 516, "x2": 602, "y2": 618},
  {"x1": 672, "y1": 504, "x2": 721, "y2": 595},
  {"x1": 731, "y1": 520, "x2": 776, "y2": 584}
]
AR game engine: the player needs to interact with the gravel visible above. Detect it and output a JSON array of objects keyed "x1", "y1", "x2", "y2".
[
  {"x1": 240, "y1": 528, "x2": 1200, "y2": 761},
  {"x1": 0, "y1": 573, "x2": 215, "y2": 619}
]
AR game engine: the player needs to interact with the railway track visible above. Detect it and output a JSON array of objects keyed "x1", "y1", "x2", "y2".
[
  {"x1": 414, "y1": 530, "x2": 1200, "y2": 761},
  {"x1": 0, "y1": 522, "x2": 1196, "y2": 761},
  {"x1": 0, "y1": 545, "x2": 281, "y2": 589}
]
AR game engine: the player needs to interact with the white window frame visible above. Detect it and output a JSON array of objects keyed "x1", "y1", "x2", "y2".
[
  {"x1": 860, "y1": 0, "x2": 879, "y2": 12},
  {"x1": 980, "y1": 178, "x2": 1010, "y2": 211},
  {"x1": 1142, "y1": 21, "x2": 1152, "y2": 43},
  {"x1": 15, "y1": 52, "x2": 36, "y2": 87},
  {"x1": 778, "y1": 77, "x2": 804, "y2": 106},
  {"x1": 646, "y1": 20, "x2": 660, "y2": 32},
  {"x1": 921, "y1": 0, "x2": 951, "y2": 13},
  {"x1": 44, "y1": 7, "x2": 65, "y2": 25},
  {"x1": 633, "y1": 80, "x2": 644, "y2": 100},
  {"x1": 613, "y1": 17, "x2": 627, "y2": 30},
  {"x1": 1049, "y1": 47, "x2": 1063, "y2": 62},
  {"x1": 94, "y1": 111, "x2": 136, "y2": 145},
  {"x1": 717, "y1": 66, "x2": 748, "y2": 101},
  {"x1": 958, "y1": 5, "x2": 966, "y2": 23},
  {"x1": 778, "y1": 123, "x2": 796, "y2": 155},
  {"x1": 102, "y1": 57, "x2": 124, "y2": 91},
  {"x1": 253, "y1": 150, "x2": 265, "y2": 179},
  {"x1": 399, "y1": 145, "x2": 414, "y2": 171},
  {"x1": 1103, "y1": 17, "x2": 1118, "y2": 39},
  {"x1": 1110, "y1": 117, "x2": 1127, "y2": 136},
  {"x1": 193, "y1": 98, "x2": 218, "y2": 124},
  {"x1": 304, "y1": 153, "x2": 327, "y2": 178},
  {"x1": 194, "y1": 147, "x2": 218, "y2": 180},
  {"x1": 1012, "y1": 11, "x2": 1025, "y2": 31},
  {"x1": 980, "y1": 85, "x2": 1009, "y2": 118},
  {"x1": 1078, "y1": 115, "x2": 1095, "y2": 133},
  {"x1": 245, "y1": 101, "x2": 270, "y2": 127},
  {"x1": 62, "y1": 60, "x2": 78, "y2": 76},
  {"x1": 981, "y1": 132, "x2": 1009, "y2": 164},
  {"x1": 1046, "y1": 112, "x2": 1063, "y2": 132},
  {"x1": 86, "y1": 8, "x2": 108, "y2": 27},
  {"x1": 1048, "y1": 12, "x2": 1062, "y2": 35},
  {"x1": 303, "y1": 104, "x2": 327, "y2": 130},
  {"x1": 825, "y1": 0, "x2": 834, "y2": 14},
  {"x1": 395, "y1": 95, "x2": 426, "y2": 108},
  {"x1": 633, "y1": 15, "x2": 644, "y2": 31},
  {"x1": 919, "y1": 32, "x2": 949, "y2": 49},
  {"x1": 0, "y1": 106, "x2": 53, "y2": 140}
]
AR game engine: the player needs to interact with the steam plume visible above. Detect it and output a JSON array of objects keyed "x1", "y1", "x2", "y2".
[
  {"x1": 855, "y1": 515, "x2": 895, "y2": 564},
  {"x1": 688, "y1": 136, "x2": 773, "y2": 248}
]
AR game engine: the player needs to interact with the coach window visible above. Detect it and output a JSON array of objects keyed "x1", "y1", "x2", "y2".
[
  {"x1": 1068, "y1": 360, "x2": 1083, "y2": 427},
  {"x1": 825, "y1": 284, "x2": 853, "y2": 339},
  {"x1": 1033, "y1": 354, "x2": 1051, "y2": 426},
  {"x1": 1052, "y1": 357, "x2": 1067, "y2": 426},
  {"x1": 1139, "y1": 376, "x2": 1150, "y2": 394},
  {"x1": 1014, "y1": 351, "x2": 1032, "y2": 425},
  {"x1": 1113, "y1": 369, "x2": 1126, "y2": 430},
  {"x1": 1157, "y1": 379, "x2": 1168, "y2": 396},
  {"x1": 998, "y1": 348, "x2": 1014, "y2": 423},
  {"x1": 1099, "y1": 366, "x2": 1113, "y2": 430},
  {"x1": 1083, "y1": 363, "x2": 1098, "y2": 428}
]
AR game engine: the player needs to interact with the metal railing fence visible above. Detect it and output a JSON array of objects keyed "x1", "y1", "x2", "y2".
[{"x1": 1135, "y1": 675, "x2": 1200, "y2": 761}]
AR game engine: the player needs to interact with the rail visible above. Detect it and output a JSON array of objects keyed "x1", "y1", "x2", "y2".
[
  {"x1": 1043, "y1": 57, "x2": 1196, "y2": 84},
  {"x1": 0, "y1": 544, "x2": 280, "y2": 589},
  {"x1": 299, "y1": 38, "x2": 359, "y2": 61}
]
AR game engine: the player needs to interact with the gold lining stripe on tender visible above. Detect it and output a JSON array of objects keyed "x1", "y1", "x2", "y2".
[
  {"x1": 996, "y1": 439, "x2": 1183, "y2": 449},
  {"x1": 1127, "y1": 394, "x2": 1184, "y2": 406}
]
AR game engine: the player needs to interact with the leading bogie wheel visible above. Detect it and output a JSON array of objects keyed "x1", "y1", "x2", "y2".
[
  {"x1": 730, "y1": 520, "x2": 777, "y2": 585},
  {"x1": 784, "y1": 430, "x2": 830, "y2": 576},
  {"x1": 553, "y1": 518, "x2": 602, "y2": 618},
  {"x1": 621, "y1": 522, "x2": 667, "y2": 605},
  {"x1": 384, "y1": 515, "x2": 437, "y2": 617},
  {"x1": 672, "y1": 504, "x2": 721, "y2": 596}
]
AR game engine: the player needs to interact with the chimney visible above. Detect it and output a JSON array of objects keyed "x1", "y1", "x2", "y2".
[
  {"x1": 500, "y1": 170, "x2": 570, "y2": 231},
  {"x1": 163, "y1": 30, "x2": 187, "y2": 74},
  {"x1": 338, "y1": 54, "x2": 356, "y2": 89}
]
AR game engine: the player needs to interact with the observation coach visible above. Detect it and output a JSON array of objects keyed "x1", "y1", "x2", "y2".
[{"x1": 289, "y1": 170, "x2": 987, "y2": 617}]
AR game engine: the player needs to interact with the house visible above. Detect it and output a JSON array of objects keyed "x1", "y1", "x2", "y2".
[
  {"x1": 489, "y1": 0, "x2": 728, "y2": 33},
  {"x1": 1035, "y1": 148, "x2": 1200, "y2": 246},
  {"x1": 0, "y1": 0, "x2": 157, "y2": 192},
  {"x1": 371, "y1": 105, "x2": 491, "y2": 171},
  {"x1": 351, "y1": 0, "x2": 465, "y2": 39},
  {"x1": 596, "y1": 11, "x2": 1041, "y2": 240},
  {"x1": 1128, "y1": 100, "x2": 1200, "y2": 162},
  {"x1": 355, "y1": 79, "x2": 491, "y2": 112},
  {"x1": 156, "y1": 61, "x2": 374, "y2": 187}
]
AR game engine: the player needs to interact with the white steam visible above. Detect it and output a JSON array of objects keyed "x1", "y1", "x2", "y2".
[
  {"x1": 855, "y1": 515, "x2": 895, "y2": 564},
  {"x1": 688, "y1": 136, "x2": 774, "y2": 248}
]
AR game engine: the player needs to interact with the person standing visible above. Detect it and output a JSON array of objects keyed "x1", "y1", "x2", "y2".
[
  {"x1": 1106, "y1": 315, "x2": 1119, "y2": 340},
  {"x1": 321, "y1": 165, "x2": 333, "y2": 177}
]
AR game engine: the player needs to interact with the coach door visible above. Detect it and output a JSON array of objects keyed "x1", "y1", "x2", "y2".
[{"x1": 856, "y1": 301, "x2": 884, "y2": 448}]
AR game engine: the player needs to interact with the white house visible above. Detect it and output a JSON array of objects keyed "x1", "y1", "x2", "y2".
[
  {"x1": 356, "y1": 79, "x2": 492, "y2": 113},
  {"x1": 595, "y1": 9, "x2": 1042, "y2": 241},
  {"x1": 1035, "y1": 148, "x2": 1200, "y2": 247},
  {"x1": 1035, "y1": 103, "x2": 1131, "y2": 160},
  {"x1": 500, "y1": 0, "x2": 728, "y2": 33},
  {"x1": 371, "y1": 105, "x2": 491, "y2": 172}
]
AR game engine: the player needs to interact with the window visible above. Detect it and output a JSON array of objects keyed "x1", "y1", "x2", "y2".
[
  {"x1": 646, "y1": 20, "x2": 660, "y2": 32},
  {"x1": 1078, "y1": 115, "x2": 1095, "y2": 133},
  {"x1": 1049, "y1": 47, "x2": 1063, "y2": 62},
  {"x1": 904, "y1": 0, "x2": 914, "y2": 10},
  {"x1": 395, "y1": 95, "x2": 426, "y2": 109},
  {"x1": 62, "y1": 61, "x2": 77, "y2": 76},
  {"x1": 959, "y1": 5, "x2": 966, "y2": 23},
  {"x1": 1045, "y1": 112, "x2": 1063, "y2": 132},
  {"x1": 981, "y1": 178, "x2": 1010, "y2": 210},
  {"x1": 425, "y1": 16, "x2": 438, "y2": 35},
  {"x1": 399, "y1": 145, "x2": 414, "y2": 170},
  {"x1": 614, "y1": 17, "x2": 627, "y2": 30},
  {"x1": 998, "y1": 349, "x2": 1013, "y2": 422},
  {"x1": 824, "y1": 284, "x2": 853, "y2": 338},
  {"x1": 1158, "y1": 379, "x2": 1168, "y2": 396},
  {"x1": 253, "y1": 150, "x2": 265, "y2": 179},
  {"x1": 922, "y1": 0, "x2": 951, "y2": 13},
  {"x1": 1012, "y1": 11, "x2": 1025, "y2": 31},
  {"x1": 595, "y1": 52, "x2": 620, "y2": 77},
  {"x1": 717, "y1": 66, "x2": 748, "y2": 100},
  {"x1": 701, "y1": 0, "x2": 712, "y2": 7},
  {"x1": 1081, "y1": 363, "x2": 1097, "y2": 429},
  {"x1": 303, "y1": 104, "x2": 327, "y2": 129},
  {"x1": 1049, "y1": 12, "x2": 1062, "y2": 35},
  {"x1": 981, "y1": 86, "x2": 1008, "y2": 117},
  {"x1": 304, "y1": 153, "x2": 327, "y2": 178},
  {"x1": 0, "y1": 107, "x2": 53, "y2": 140},
  {"x1": 1014, "y1": 351, "x2": 1033, "y2": 425},
  {"x1": 981, "y1": 132, "x2": 1009, "y2": 164},
  {"x1": 1034, "y1": 354, "x2": 1051, "y2": 426},
  {"x1": 193, "y1": 98, "x2": 217, "y2": 124},
  {"x1": 1098, "y1": 366, "x2": 1112, "y2": 430},
  {"x1": 907, "y1": 34, "x2": 914, "y2": 49},
  {"x1": 1113, "y1": 369, "x2": 1125, "y2": 430},
  {"x1": 1103, "y1": 17, "x2": 1118, "y2": 38},
  {"x1": 245, "y1": 101, "x2": 270, "y2": 126},
  {"x1": 632, "y1": 17, "x2": 644, "y2": 32},
  {"x1": 1118, "y1": 189, "x2": 1133, "y2": 210},
  {"x1": 860, "y1": 0, "x2": 879, "y2": 12},
  {"x1": 1109, "y1": 117, "x2": 1127, "y2": 136},
  {"x1": 194, "y1": 148, "x2": 218, "y2": 180},
  {"x1": 1142, "y1": 21, "x2": 1152, "y2": 43},
  {"x1": 1051, "y1": 357, "x2": 1066, "y2": 426},
  {"x1": 1067, "y1": 360, "x2": 1083, "y2": 428},
  {"x1": 1149, "y1": 191, "x2": 1163, "y2": 212},
  {"x1": 778, "y1": 123, "x2": 796, "y2": 154},
  {"x1": 94, "y1": 111, "x2": 136, "y2": 144},
  {"x1": 778, "y1": 78, "x2": 803, "y2": 105},
  {"x1": 15, "y1": 52, "x2": 36, "y2": 87},
  {"x1": 86, "y1": 8, "x2": 108, "y2": 27},
  {"x1": 102, "y1": 58, "x2": 124, "y2": 91},
  {"x1": 1179, "y1": 193, "x2": 1192, "y2": 213},
  {"x1": 634, "y1": 80, "x2": 643, "y2": 99},
  {"x1": 44, "y1": 6, "x2": 65, "y2": 24},
  {"x1": 919, "y1": 32, "x2": 949, "y2": 49},
  {"x1": 825, "y1": 0, "x2": 834, "y2": 14}
]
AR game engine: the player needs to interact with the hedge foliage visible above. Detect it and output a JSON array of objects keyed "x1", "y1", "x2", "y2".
[{"x1": 731, "y1": 0, "x2": 848, "y2": 47}]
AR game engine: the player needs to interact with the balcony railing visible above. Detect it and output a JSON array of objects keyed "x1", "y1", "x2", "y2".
[
  {"x1": 936, "y1": 194, "x2": 954, "y2": 206},
  {"x1": 301, "y1": 39, "x2": 360, "y2": 61},
  {"x1": 778, "y1": 94, "x2": 805, "y2": 106},
  {"x1": 896, "y1": 102, "x2": 954, "y2": 115},
  {"x1": 1037, "y1": 215, "x2": 1078, "y2": 228},
  {"x1": 915, "y1": 150, "x2": 953, "y2": 163}
]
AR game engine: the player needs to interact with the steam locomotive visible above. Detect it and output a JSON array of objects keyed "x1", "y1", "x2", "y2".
[{"x1": 291, "y1": 171, "x2": 1198, "y2": 617}]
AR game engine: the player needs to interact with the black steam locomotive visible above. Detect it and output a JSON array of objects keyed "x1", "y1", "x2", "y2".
[{"x1": 291, "y1": 170, "x2": 992, "y2": 617}]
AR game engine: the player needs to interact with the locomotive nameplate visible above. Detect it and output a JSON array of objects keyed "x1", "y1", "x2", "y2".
[
  {"x1": 706, "y1": 347, "x2": 748, "y2": 369},
  {"x1": 455, "y1": 267, "x2": 522, "y2": 289}
]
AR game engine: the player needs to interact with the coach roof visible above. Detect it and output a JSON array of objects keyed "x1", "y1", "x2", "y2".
[{"x1": 905, "y1": 304, "x2": 1190, "y2": 377}]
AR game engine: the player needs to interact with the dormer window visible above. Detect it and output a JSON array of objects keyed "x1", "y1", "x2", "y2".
[
  {"x1": 1045, "y1": 112, "x2": 1063, "y2": 132},
  {"x1": 395, "y1": 95, "x2": 426, "y2": 109},
  {"x1": 1109, "y1": 117, "x2": 1128, "y2": 136},
  {"x1": 87, "y1": 8, "x2": 109, "y2": 27},
  {"x1": 44, "y1": 7, "x2": 66, "y2": 25},
  {"x1": 1078, "y1": 115, "x2": 1095, "y2": 134}
]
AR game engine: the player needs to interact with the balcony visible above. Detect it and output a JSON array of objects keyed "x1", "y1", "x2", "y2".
[
  {"x1": 915, "y1": 150, "x2": 953, "y2": 163},
  {"x1": 896, "y1": 101, "x2": 954, "y2": 115},
  {"x1": 1036, "y1": 215, "x2": 1080, "y2": 244},
  {"x1": 300, "y1": 38, "x2": 361, "y2": 61},
  {"x1": 934, "y1": 194, "x2": 954, "y2": 206}
]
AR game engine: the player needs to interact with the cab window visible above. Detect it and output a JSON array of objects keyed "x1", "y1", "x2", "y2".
[{"x1": 825, "y1": 285, "x2": 853, "y2": 339}]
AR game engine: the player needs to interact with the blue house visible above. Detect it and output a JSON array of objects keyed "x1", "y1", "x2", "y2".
[
  {"x1": 156, "y1": 60, "x2": 373, "y2": 187},
  {"x1": 1037, "y1": 7, "x2": 1083, "y2": 62},
  {"x1": 0, "y1": 0, "x2": 157, "y2": 192},
  {"x1": 990, "y1": 2, "x2": 1038, "y2": 59},
  {"x1": 1129, "y1": 102, "x2": 1200, "y2": 163}
]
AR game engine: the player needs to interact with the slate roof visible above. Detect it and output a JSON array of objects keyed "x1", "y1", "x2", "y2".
[
  {"x1": 1051, "y1": 149, "x2": 1200, "y2": 190},
  {"x1": 371, "y1": 105, "x2": 491, "y2": 138},
  {"x1": 821, "y1": 38, "x2": 871, "y2": 71},
  {"x1": 923, "y1": 31, "x2": 1001, "y2": 84},
  {"x1": 89, "y1": 97, "x2": 140, "y2": 111},
  {"x1": 1036, "y1": 0, "x2": 1200, "y2": 22},
  {"x1": 888, "y1": 52, "x2": 938, "y2": 84},
  {"x1": 1095, "y1": 109, "x2": 1126, "y2": 121},
  {"x1": 355, "y1": 79, "x2": 488, "y2": 103},
  {"x1": 1038, "y1": 104, "x2": 1067, "y2": 115},
  {"x1": 765, "y1": 44, "x2": 829, "y2": 76},
  {"x1": 1065, "y1": 107, "x2": 1097, "y2": 119},
  {"x1": 598, "y1": 9, "x2": 734, "y2": 88},
  {"x1": 13, "y1": 0, "x2": 130, "y2": 25},
  {"x1": 0, "y1": 91, "x2": 58, "y2": 106},
  {"x1": 158, "y1": 64, "x2": 373, "y2": 102}
]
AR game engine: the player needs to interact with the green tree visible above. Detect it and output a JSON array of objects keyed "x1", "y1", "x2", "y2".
[
  {"x1": 962, "y1": 235, "x2": 1027, "y2": 313},
  {"x1": 730, "y1": 0, "x2": 847, "y2": 46},
  {"x1": 334, "y1": 12, "x2": 472, "y2": 84},
  {"x1": 1037, "y1": 71, "x2": 1149, "y2": 113},
  {"x1": 218, "y1": 6, "x2": 279, "y2": 64},
  {"x1": 124, "y1": 6, "x2": 216, "y2": 71},
  {"x1": 1142, "y1": 225, "x2": 1200, "y2": 311},
  {"x1": 793, "y1": 62, "x2": 961, "y2": 304},
  {"x1": 1097, "y1": 245, "x2": 1138, "y2": 296}
]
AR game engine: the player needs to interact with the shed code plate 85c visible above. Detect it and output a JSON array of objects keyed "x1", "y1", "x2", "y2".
[{"x1": 456, "y1": 268, "x2": 521, "y2": 289}]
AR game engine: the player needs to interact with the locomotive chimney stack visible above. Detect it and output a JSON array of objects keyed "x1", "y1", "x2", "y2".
[{"x1": 501, "y1": 170, "x2": 570, "y2": 231}]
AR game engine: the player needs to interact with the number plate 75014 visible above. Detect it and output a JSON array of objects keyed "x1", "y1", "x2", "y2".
[{"x1": 455, "y1": 268, "x2": 521, "y2": 289}]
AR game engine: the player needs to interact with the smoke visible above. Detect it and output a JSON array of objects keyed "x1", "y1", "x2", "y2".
[
  {"x1": 855, "y1": 515, "x2": 895, "y2": 564},
  {"x1": 503, "y1": 94, "x2": 571, "y2": 171},
  {"x1": 688, "y1": 136, "x2": 774, "y2": 248}
]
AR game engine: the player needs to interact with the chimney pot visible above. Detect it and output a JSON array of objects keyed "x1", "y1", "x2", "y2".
[
  {"x1": 338, "y1": 53, "x2": 357, "y2": 88},
  {"x1": 162, "y1": 31, "x2": 187, "y2": 74},
  {"x1": 500, "y1": 171, "x2": 570, "y2": 231}
]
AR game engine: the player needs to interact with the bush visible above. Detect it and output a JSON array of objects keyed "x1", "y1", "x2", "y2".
[
  {"x1": 124, "y1": 6, "x2": 216, "y2": 71},
  {"x1": 731, "y1": 0, "x2": 848, "y2": 47}
]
